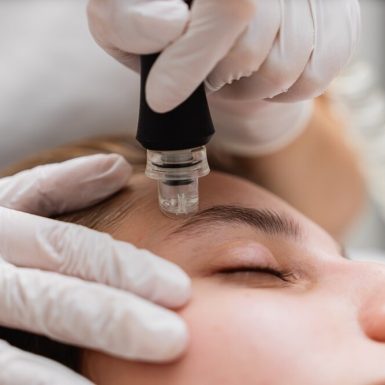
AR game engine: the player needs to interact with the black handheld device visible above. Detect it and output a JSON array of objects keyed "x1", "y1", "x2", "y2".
[{"x1": 135, "y1": 0, "x2": 215, "y2": 217}]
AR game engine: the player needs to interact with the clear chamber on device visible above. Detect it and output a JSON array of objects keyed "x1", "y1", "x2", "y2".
[{"x1": 145, "y1": 147, "x2": 210, "y2": 217}]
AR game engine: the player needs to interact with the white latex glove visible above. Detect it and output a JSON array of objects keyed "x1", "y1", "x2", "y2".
[
  {"x1": 87, "y1": 0, "x2": 361, "y2": 113},
  {"x1": 0, "y1": 154, "x2": 191, "y2": 385},
  {"x1": 208, "y1": 96, "x2": 314, "y2": 156}
]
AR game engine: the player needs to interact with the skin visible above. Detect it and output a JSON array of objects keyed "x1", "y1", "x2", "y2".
[{"x1": 81, "y1": 171, "x2": 385, "y2": 384}]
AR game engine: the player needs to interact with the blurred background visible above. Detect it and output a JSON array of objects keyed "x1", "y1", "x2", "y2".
[
  {"x1": 359, "y1": 0, "x2": 385, "y2": 88},
  {"x1": 0, "y1": 0, "x2": 385, "y2": 252},
  {"x1": 339, "y1": 1, "x2": 385, "y2": 252}
]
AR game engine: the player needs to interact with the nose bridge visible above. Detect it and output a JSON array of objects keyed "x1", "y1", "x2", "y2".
[
  {"x1": 349, "y1": 260, "x2": 385, "y2": 307},
  {"x1": 356, "y1": 260, "x2": 385, "y2": 293},
  {"x1": 323, "y1": 258, "x2": 385, "y2": 298}
]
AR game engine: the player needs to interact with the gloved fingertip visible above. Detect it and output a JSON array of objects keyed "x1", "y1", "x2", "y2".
[
  {"x1": 146, "y1": 65, "x2": 190, "y2": 113},
  {"x1": 173, "y1": 274, "x2": 192, "y2": 307},
  {"x1": 161, "y1": 316, "x2": 189, "y2": 362},
  {"x1": 85, "y1": 153, "x2": 132, "y2": 183},
  {"x1": 146, "y1": 84, "x2": 178, "y2": 114},
  {"x1": 90, "y1": 154, "x2": 133, "y2": 196},
  {"x1": 159, "y1": 265, "x2": 192, "y2": 309},
  {"x1": 144, "y1": 313, "x2": 189, "y2": 362},
  {"x1": 51, "y1": 154, "x2": 133, "y2": 212},
  {"x1": 104, "y1": 154, "x2": 133, "y2": 179}
]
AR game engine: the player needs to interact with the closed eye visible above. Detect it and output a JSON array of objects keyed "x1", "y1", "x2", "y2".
[{"x1": 217, "y1": 266, "x2": 295, "y2": 283}]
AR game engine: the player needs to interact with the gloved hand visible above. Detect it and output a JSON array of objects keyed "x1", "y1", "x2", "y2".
[
  {"x1": 0, "y1": 154, "x2": 191, "y2": 385},
  {"x1": 208, "y1": 96, "x2": 314, "y2": 156},
  {"x1": 87, "y1": 0, "x2": 361, "y2": 113}
]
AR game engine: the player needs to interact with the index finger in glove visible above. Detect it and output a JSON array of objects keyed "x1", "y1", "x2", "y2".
[
  {"x1": 0, "y1": 341, "x2": 93, "y2": 385},
  {"x1": 0, "y1": 154, "x2": 131, "y2": 217},
  {"x1": 146, "y1": 0, "x2": 257, "y2": 113},
  {"x1": 0, "y1": 207, "x2": 191, "y2": 308},
  {"x1": 0, "y1": 266, "x2": 188, "y2": 362}
]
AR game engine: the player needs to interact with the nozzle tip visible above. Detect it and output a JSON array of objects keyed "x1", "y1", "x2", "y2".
[{"x1": 158, "y1": 178, "x2": 199, "y2": 218}]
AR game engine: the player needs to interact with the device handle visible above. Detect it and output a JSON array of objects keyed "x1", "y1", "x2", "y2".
[{"x1": 136, "y1": 0, "x2": 215, "y2": 151}]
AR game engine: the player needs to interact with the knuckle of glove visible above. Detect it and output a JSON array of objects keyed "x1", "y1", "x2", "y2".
[
  {"x1": 215, "y1": 0, "x2": 256, "y2": 23},
  {"x1": 302, "y1": 0, "x2": 361, "y2": 94},
  {"x1": 37, "y1": 222, "x2": 86, "y2": 273},
  {"x1": 37, "y1": 221, "x2": 115, "y2": 279},
  {"x1": 1, "y1": 167, "x2": 57, "y2": 216},
  {"x1": 89, "y1": 0, "x2": 189, "y2": 54},
  {"x1": 0, "y1": 168, "x2": 53, "y2": 215},
  {"x1": 37, "y1": 221, "x2": 76, "y2": 269},
  {"x1": 207, "y1": 50, "x2": 255, "y2": 92},
  {"x1": 33, "y1": 166, "x2": 62, "y2": 215},
  {"x1": 87, "y1": 0, "x2": 112, "y2": 47}
]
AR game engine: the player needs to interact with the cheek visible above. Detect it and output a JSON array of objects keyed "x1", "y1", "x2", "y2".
[
  {"x1": 83, "y1": 281, "x2": 291, "y2": 385},
  {"x1": 173, "y1": 281, "x2": 355, "y2": 384},
  {"x1": 175, "y1": 281, "x2": 307, "y2": 384},
  {"x1": 83, "y1": 281, "x2": 350, "y2": 385}
]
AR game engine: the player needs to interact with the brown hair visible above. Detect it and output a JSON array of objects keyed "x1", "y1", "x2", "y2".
[{"x1": 0, "y1": 135, "x2": 147, "y2": 178}]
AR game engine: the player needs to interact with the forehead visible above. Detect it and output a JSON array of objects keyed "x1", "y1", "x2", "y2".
[
  {"x1": 130, "y1": 170, "x2": 293, "y2": 213},
  {"x1": 111, "y1": 171, "x2": 337, "y2": 257}
]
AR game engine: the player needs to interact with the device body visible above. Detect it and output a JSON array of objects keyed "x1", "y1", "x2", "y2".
[{"x1": 136, "y1": 51, "x2": 215, "y2": 217}]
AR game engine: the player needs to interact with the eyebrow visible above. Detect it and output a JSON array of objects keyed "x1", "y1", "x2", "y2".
[{"x1": 171, "y1": 205, "x2": 302, "y2": 240}]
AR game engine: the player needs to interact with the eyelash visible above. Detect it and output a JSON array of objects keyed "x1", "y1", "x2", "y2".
[{"x1": 217, "y1": 266, "x2": 294, "y2": 283}]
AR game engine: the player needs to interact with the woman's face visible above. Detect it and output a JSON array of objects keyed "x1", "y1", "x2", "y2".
[{"x1": 84, "y1": 171, "x2": 385, "y2": 384}]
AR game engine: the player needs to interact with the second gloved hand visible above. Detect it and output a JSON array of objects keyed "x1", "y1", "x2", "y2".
[
  {"x1": 87, "y1": 0, "x2": 361, "y2": 112},
  {"x1": 0, "y1": 154, "x2": 191, "y2": 385},
  {"x1": 208, "y1": 94, "x2": 314, "y2": 156}
]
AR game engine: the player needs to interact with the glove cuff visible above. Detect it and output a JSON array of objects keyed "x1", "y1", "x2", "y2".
[{"x1": 210, "y1": 99, "x2": 314, "y2": 157}]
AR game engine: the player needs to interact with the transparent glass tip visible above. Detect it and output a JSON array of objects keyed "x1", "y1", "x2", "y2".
[
  {"x1": 145, "y1": 147, "x2": 209, "y2": 217},
  {"x1": 158, "y1": 178, "x2": 199, "y2": 217}
]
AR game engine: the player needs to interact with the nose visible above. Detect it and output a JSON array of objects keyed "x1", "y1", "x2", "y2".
[
  {"x1": 359, "y1": 262, "x2": 385, "y2": 343},
  {"x1": 361, "y1": 299, "x2": 385, "y2": 343}
]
